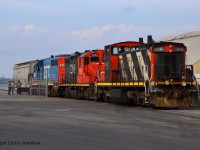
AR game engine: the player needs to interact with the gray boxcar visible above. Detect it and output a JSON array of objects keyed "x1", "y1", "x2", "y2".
[{"x1": 13, "y1": 60, "x2": 38, "y2": 87}]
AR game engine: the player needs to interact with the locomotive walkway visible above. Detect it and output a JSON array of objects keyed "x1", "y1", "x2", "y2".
[{"x1": 0, "y1": 95, "x2": 200, "y2": 150}]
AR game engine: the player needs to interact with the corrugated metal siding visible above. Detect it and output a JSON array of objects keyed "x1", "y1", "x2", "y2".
[
  {"x1": 13, "y1": 64, "x2": 30, "y2": 79},
  {"x1": 13, "y1": 60, "x2": 38, "y2": 87},
  {"x1": 194, "y1": 60, "x2": 200, "y2": 74}
]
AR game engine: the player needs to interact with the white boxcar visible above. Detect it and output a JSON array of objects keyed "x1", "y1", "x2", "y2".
[{"x1": 13, "y1": 60, "x2": 38, "y2": 87}]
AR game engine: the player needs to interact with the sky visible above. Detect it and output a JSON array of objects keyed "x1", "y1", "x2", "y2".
[{"x1": 0, "y1": 0, "x2": 200, "y2": 78}]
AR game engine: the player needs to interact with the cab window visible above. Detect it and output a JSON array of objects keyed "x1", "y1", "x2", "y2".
[
  {"x1": 112, "y1": 47, "x2": 118, "y2": 55},
  {"x1": 90, "y1": 57, "x2": 99, "y2": 62},
  {"x1": 131, "y1": 47, "x2": 139, "y2": 51}
]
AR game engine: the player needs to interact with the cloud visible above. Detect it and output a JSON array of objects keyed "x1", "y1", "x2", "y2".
[
  {"x1": 8, "y1": 24, "x2": 49, "y2": 35},
  {"x1": 67, "y1": 24, "x2": 200, "y2": 45},
  {"x1": 68, "y1": 24, "x2": 158, "y2": 43},
  {"x1": 69, "y1": 25, "x2": 114, "y2": 40},
  {"x1": 24, "y1": 25, "x2": 35, "y2": 32},
  {"x1": 9, "y1": 25, "x2": 21, "y2": 32}
]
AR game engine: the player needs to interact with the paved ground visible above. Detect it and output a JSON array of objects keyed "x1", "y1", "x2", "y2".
[{"x1": 0, "y1": 95, "x2": 200, "y2": 150}]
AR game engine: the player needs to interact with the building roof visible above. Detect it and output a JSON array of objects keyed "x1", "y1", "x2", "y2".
[{"x1": 160, "y1": 30, "x2": 200, "y2": 65}]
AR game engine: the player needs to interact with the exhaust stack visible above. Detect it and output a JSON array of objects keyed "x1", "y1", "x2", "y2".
[
  {"x1": 147, "y1": 35, "x2": 154, "y2": 48},
  {"x1": 139, "y1": 38, "x2": 143, "y2": 49}
]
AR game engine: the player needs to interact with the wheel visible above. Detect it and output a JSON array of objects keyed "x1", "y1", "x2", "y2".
[{"x1": 103, "y1": 93, "x2": 109, "y2": 102}]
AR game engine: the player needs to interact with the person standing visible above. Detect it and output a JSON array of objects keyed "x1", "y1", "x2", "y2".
[
  {"x1": 8, "y1": 81, "x2": 11, "y2": 95},
  {"x1": 16, "y1": 80, "x2": 22, "y2": 95},
  {"x1": 11, "y1": 81, "x2": 15, "y2": 95}
]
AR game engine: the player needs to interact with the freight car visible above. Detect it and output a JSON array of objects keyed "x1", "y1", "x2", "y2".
[{"x1": 13, "y1": 60, "x2": 38, "y2": 94}]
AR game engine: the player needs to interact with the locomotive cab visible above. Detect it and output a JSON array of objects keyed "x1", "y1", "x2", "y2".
[
  {"x1": 103, "y1": 41, "x2": 144, "y2": 104},
  {"x1": 77, "y1": 49, "x2": 105, "y2": 83},
  {"x1": 149, "y1": 42, "x2": 198, "y2": 107},
  {"x1": 104, "y1": 42, "x2": 141, "y2": 82},
  {"x1": 150, "y1": 42, "x2": 186, "y2": 82}
]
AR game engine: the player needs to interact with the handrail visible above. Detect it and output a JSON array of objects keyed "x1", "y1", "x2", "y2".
[{"x1": 192, "y1": 76, "x2": 199, "y2": 95}]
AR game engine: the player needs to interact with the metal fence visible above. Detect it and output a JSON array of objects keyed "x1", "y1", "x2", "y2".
[
  {"x1": 30, "y1": 78, "x2": 48, "y2": 98},
  {"x1": 0, "y1": 77, "x2": 48, "y2": 98},
  {"x1": 30, "y1": 73, "x2": 57, "y2": 98}
]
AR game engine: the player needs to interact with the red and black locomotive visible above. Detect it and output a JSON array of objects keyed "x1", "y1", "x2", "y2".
[
  {"x1": 32, "y1": 36, "x2": 198, "y2": 108},
  {"x1": 100, "y1": 36, "x2": 198, "y2": 107}
]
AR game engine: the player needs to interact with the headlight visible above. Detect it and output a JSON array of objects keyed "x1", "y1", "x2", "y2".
[
  {"x1": 165, "y1": 80, "x2": 170, "y2": 85},
  {"x1": 175, "y1": 47, "x2": 186, "y2": 52},
  {"x1": 182, "y1": 81, "x2": 186, "y2": 86},
  {"x1": 153, "y1": 47, "x2": 165, "y2": 52},
  {"x1": 151, "y1": 81, "x2": 156, "y2": 85}
]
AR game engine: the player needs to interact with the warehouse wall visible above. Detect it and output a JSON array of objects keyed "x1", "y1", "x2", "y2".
[{"x1": 194, "y1": 60, "x2": 200, "y2": 74}]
